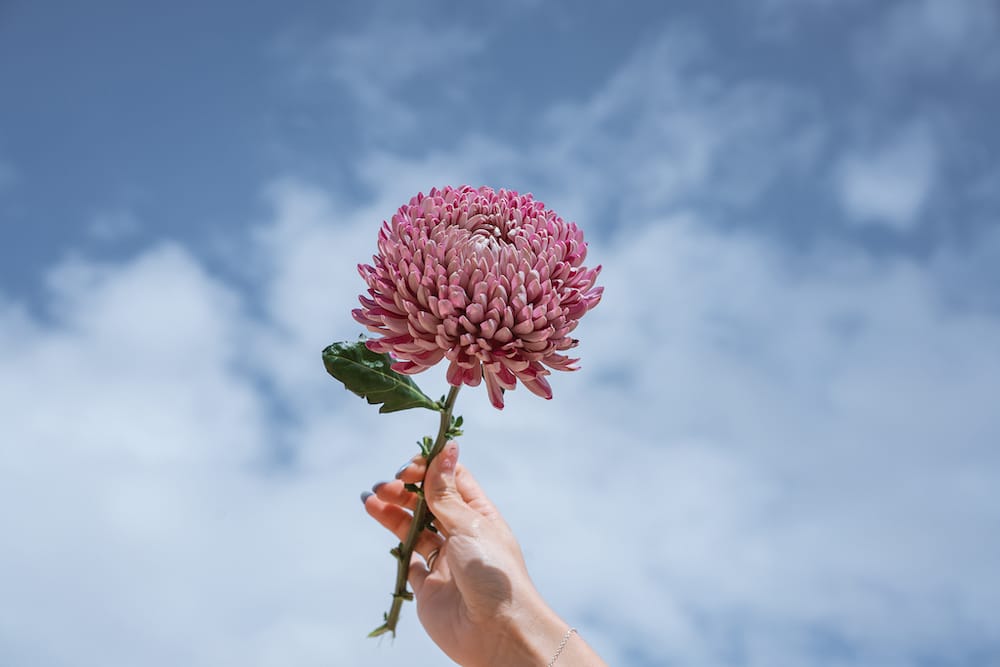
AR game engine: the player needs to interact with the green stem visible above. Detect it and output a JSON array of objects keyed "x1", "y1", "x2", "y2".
[{"x1": 370, "y1": 384, "x2": 461, "y2": 638}]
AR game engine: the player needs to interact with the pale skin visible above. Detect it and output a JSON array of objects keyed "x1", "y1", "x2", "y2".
[{"x1": 363, "y1": 440, "x2": 609, "y2": 667}]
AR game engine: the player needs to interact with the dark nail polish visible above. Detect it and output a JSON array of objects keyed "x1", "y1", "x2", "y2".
[
  {"x1": 394, "y1": 462, "x2": 411, "y2": 479},
  {"x1": 360, "y1": 491, "x2": 374, "y2": 504},
  {"x1": 371, "y1": 480, "x2": 389, "y2": 493}
]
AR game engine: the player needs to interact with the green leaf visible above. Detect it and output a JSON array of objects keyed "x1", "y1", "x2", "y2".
[
  {"x1": 417, "y1": 435, "x2": 433, "y2": 457},
  {"x1": 368, "y1": 623, "x2": 392, "y2": 638},
  {"x1": 322, "y1": 340, "x2": 440, "y2": 414},
  {"x1": 444, "y1": 413, "x2": 464, "y2": 440}
]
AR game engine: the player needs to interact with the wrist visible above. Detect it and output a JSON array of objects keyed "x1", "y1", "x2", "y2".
[{"x1": 481, "y1": 592, "x2": 569, "y2": 667}]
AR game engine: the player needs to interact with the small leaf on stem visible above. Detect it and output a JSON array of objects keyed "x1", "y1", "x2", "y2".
[
  {"x1": 417, "y1": 435, "x2": 433, "y2": 457},
  {"x1": 368, "y1": 623, "x2": 392, "y2": 638},
  {"x1": 322, "y1": 341, "x2": 440, "y2": 413}
]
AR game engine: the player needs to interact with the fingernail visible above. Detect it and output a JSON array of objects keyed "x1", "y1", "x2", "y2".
[
  {"x1": 439, "y1": 443, "x2": 458, "y2": 473},
  {"x1": 394, "y1": 462, "x2": 412, "y2": 479},
  {"x1": 360, "y1": 491, "x2": 374, "y2": 504},
  {"x1": 371, "y1": 480, "x2": 390, "y2": 493}
]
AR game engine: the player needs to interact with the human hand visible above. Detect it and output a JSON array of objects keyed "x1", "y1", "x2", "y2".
[{"x1": 362, "y1": 441, "x2": 606, "y2": 666}]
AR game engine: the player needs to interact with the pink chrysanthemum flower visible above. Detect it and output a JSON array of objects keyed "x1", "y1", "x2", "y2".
[{"x1": 352, "y1": 185, "x2": 603, "y2": 409}]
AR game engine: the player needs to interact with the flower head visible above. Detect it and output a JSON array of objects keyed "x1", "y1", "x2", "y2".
[{"x1": 353, "y1": 185, "x2": 603, "y2": 409}]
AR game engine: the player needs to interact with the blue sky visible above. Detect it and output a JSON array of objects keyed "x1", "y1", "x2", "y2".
[{"x1": 2, "y1": 1, "x2": 999, "y2": 666}]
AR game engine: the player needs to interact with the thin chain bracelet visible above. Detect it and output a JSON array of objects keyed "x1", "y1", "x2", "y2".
[{"x1": 547, "y1": 627, "x2": 577, "y2": 666}]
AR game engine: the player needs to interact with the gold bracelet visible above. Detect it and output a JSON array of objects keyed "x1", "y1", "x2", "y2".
[{"x1": 547, "y1": 627, "x2": 577, "y2": 666}]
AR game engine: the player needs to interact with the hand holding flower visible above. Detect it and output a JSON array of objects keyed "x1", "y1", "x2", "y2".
[{"x1": 363, "y1": 441, "x2": 608, "y2": 667}]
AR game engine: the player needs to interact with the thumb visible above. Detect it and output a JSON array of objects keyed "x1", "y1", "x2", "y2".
[{"x1": 424, "y1": 441, "x2": 478, "y2": 536}]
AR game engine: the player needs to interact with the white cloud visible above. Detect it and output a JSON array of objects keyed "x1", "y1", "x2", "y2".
[
  {"x1": 835, "y1": 123, "x2": 936, "y2": 230},
  {"x1": 0, "y1": 241, "x2": 444, "y2": 667},
  {"x1": 3, "y1": 243, "x2": 265, "y2": 466},
  {"x1": 533, "y1": 218, "x2": 1000, "y2": 664},
  {"x1": 533, "y1": 33, "x2": 826, "y2": 224}
]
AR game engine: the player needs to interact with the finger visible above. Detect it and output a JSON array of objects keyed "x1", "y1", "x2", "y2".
[
  {"x1": 395, "y1": 458, "x2": 427, "y2": 483},
  {"x1": 408, "y1": 545, "x2": 450, "y2": 598},
  {"x1": 455, "y1": 465, "x2": 499, "y2": 517},
  {"x1": 371, "y1": 479, "x2": 419, "y2": 512},
  {"x1": 397, "y1": 455, "x2": 469, "y2": 484},
  {"x1": 408, "y1": 557, "x2": 429, "y2": 596},
  {"x1": 422, "y1": 441, "x2": 480, "y2": 537},
  {"x1": 362, "y1": 493, "x2": 443, "y2": 559},
  {"x1": 399, "y1": 457, "x2": 496, "y2": 512}
]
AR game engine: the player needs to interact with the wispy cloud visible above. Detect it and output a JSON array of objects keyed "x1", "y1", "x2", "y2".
[
  {"x1": 834, "y1": 122, "x2": 937, "y2": 230},
  {"x1": 752, "y1": 0, "x2": 863, "y2": 39},
  {"x1": 277, "y1": 17, "x2": 487, "y2": 140},
  {"x1": 858, "y1": 0, "x2": 1000, "y2": 81},
  {"x1": 88, "y1": 208, "x2": 141, "y2": 242},
  {"x1": 0, "y1": 239, "x2": 438, "y2": 666},
  {"x1": 541, "y1": 32, "x2": 827, "y2": 222}
]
